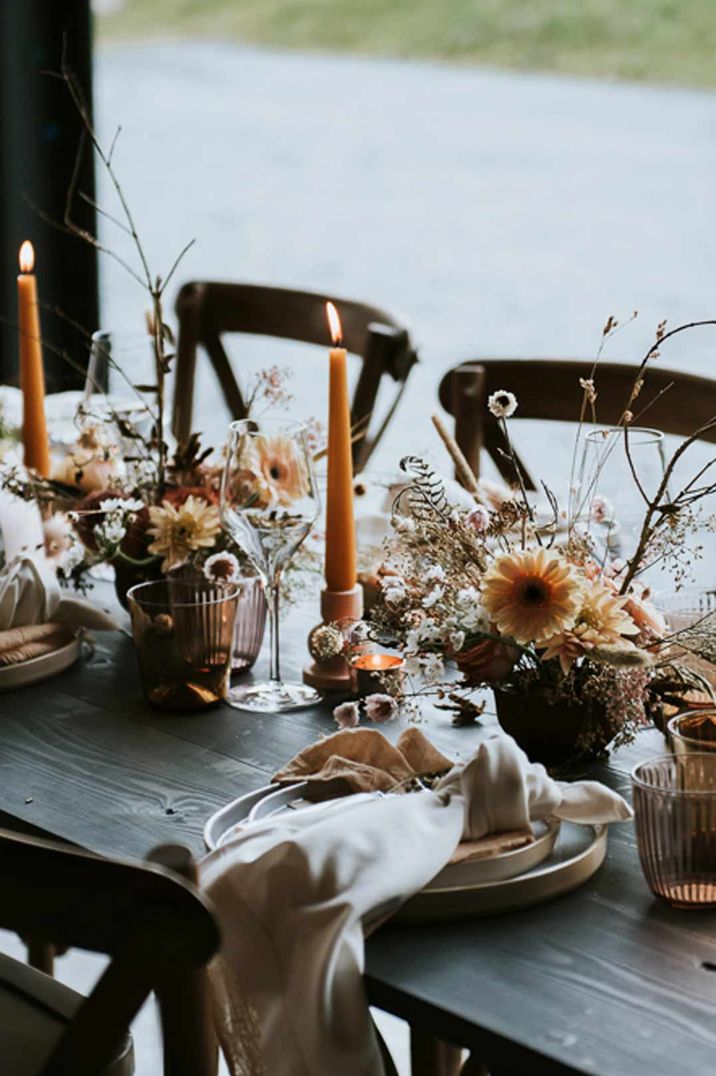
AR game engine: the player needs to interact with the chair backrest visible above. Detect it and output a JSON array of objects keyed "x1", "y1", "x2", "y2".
[
  {"x1": 0, "y1": 830, "x2": 219, "y2": 1076},
  {"x1": 171, "y1": 281, "x2": 418, "y2": 471},
  {"x1": 439, "y1": 359, "x2": 716, "y2": 488}
]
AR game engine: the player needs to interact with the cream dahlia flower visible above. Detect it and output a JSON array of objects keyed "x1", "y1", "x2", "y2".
[
  {"x1": 147, "y1": 495, "x2": 221, "y2": 571},
  {"x1": 574, "y1": 581, "x2": 639, "y2": 646},
  {"x1": 540, "y1": 580, "x2": 640, "y2": 674}
]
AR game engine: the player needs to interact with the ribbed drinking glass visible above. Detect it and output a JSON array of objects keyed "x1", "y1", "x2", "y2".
[{"x1": 632, "y1": 754, "x2": 716, "y2": 907}]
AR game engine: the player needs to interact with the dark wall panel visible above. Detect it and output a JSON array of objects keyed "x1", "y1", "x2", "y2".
[{"x1": 0, "y1": 0, "x2": 98, "y2": 391}]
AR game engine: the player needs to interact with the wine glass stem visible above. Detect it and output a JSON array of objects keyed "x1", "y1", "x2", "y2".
[{"x1": 267, "y1": 575, "x2": 282, "y2": 686}]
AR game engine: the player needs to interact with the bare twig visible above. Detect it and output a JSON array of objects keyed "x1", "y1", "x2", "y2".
[
  {"x1": 620, "y1": 415, "x2": 716, "y2": 593},
  {"x1": 431, "y1": 413, "x2": 479, "y2": 495},
  {"x1": 162, "y1": 238, "x2": 196, "y2": 292},
  {"x1": 78, "y1": 189, "x2": 133, "y2": 237}
]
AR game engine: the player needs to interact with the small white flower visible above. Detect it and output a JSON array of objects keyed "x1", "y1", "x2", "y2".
[
  {"x1": 449, "y1": 629, "x2": 466, "y2": 653},
  {"x1": 456, "y1": 586, "x2": 479, "y2": 605},
  {"x1": 99, "y1": 496, "x2": 144, "y2": 514},
  {"x1": 364, "y1": 694, "x2": 399, "y2": 724},
  {"x1": 333, "y1": 701, "x2": 360, "y2": 729},
  {"x1": 487, "y1": 390, "x2": 518, "y2": 419},
  {"x1": 57, "y1": 536, "x2": 85, "y2": 576},
  {"x1": 591, "y1": 495, "x2": 615, "y2": 525},
  {"x1": 454, "y1": 588, "x2": 490, "y2": 634},
  {"x1": 93, "y1": 511, "x2": 127, "y2": 552},
  {"x1": 466, "y1": 505, "x2": 491, "y2": 532},
  {"x1": 381, "y1": 576, "x2": 407, "y2": 606},
  {"x1": 424, "y1": 564, "x2": 446, "y2": 584},
  {"x1": 203, "y1": 551, "x2": 241, "y2": 585},
  {"x1": 420, "y1": 653, "x2": 445, "y2": 684},
  {"x1": 422, "y1": 585, "x2": 444, "y2": 609},
  {"x1": 404, "y1": 654, "x2": 422, "y2": 678},
  {"x1": 405, "y1": 618, "x2": 443, "y2": 652}
]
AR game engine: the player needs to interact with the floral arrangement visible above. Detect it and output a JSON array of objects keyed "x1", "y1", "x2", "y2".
[
  {"x1": 368, "y1": 317, "x2": 716, "y2": 760},
  {"x1": 1, "y1": 365, "x2": 322, "y2": 596}
]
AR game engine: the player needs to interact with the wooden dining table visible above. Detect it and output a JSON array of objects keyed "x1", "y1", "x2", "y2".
[{"x1": 3, "y1": 608, "x2": 716, "y2": 1076}]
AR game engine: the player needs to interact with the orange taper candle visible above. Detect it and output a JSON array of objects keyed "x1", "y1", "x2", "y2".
[
  {"x1": 17, "y1": 241, "x2": 50, "y2": 476},
  {"x1": 324, "y1": 301, "x2": 357, "y2": 592}
]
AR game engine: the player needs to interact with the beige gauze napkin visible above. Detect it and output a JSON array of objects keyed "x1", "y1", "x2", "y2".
[
  {"x1": 0, "y1": 622, "x2": 75, "y2": 665},
  {"x1": 201, "y1": 733, "x2": 632, "y2": 1076},
  {"x1": 272, "y1": 726, "x2": 454, "y2": 796}
]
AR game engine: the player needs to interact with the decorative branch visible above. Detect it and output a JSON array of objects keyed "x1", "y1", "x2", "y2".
[
  {"x1": 619, "y1": 415, "x2": 716, "y2": 593},
  {"x1": 431, "y1": 413, "x2": 479, "y2": 495},
  {"x1": 34, "y1": 48, "x2": 199, "y2": 493}
]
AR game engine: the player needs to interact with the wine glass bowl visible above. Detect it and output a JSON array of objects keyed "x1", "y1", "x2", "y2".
[
  {"x1": 221, "y1": 417, "x2": 321, "y2": 712},
  {"x1": 574, "y1": 426, "x2": 666, "y2": 567}
]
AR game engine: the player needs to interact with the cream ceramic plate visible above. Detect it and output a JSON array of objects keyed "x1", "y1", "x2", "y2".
[
  {"x1": 0, "y1": 636, "x2": 81, "y2": 692},
  {"x1": 204, "y1": 783, "x2": 561, "y2": 889},
  {"x1": 394, "y1": 822, "x2": 607, "y2": 924}
]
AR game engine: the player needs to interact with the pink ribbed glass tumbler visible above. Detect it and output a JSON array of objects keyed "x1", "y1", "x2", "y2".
[{"x1": 632, "y1": 754, "x2": 716, "y2": 908}]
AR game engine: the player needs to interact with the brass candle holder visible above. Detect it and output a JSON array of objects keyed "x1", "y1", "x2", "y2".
[{"x1": 303, "y1": 583, "x2": 364, "y2": 692}]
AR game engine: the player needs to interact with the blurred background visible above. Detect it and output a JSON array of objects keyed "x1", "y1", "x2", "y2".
[{"x1": 2, "y1": 0, "x2": 716, "y2": 473}]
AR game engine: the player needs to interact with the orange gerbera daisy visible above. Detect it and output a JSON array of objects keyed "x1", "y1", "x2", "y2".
[{"x1": 481, "y1": 548, "x2": 582, "y2": 645}]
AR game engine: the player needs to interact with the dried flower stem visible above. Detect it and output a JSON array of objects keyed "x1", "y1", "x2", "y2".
[
  {"x1": 431, "y1": 413, "x2": 479, "y2": 494},
  {"x1": 34, "y1": 48, "x2": 197, "y2": 493},
  {"x1": 620, "y1": 415, "x2": 716, "y2": 593}
]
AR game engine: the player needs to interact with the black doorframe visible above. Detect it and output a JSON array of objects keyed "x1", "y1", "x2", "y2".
[{"x1": 0, "y1": 0, "x2": 99, "y2": 391}]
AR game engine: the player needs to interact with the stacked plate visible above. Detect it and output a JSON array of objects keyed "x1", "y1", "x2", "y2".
[
  {"x1": 204, "y1": 784, "x2": 607, "y2": 923},
  {"x1": 0, "y1": 636, "x2": 81, "y2": 691}
]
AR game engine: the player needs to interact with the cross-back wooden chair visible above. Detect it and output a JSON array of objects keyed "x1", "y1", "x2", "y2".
[
  {"x1": 0, "y1": 832, "x2": 219, "y2": 1076},
  {"x1": 439, "y1": 359, "x2": 716, "y2": 488},
  {"x1": 171, "y1": 281, "x2": 418, "y2": 472}
]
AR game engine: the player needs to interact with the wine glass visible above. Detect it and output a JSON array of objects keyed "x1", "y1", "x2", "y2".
[
  {"x1": 220, "y1": 416, "x2": 321, "y2": 712},
  {"x1": 574, "y1": 426, "x2": 666, "y2": 570}
]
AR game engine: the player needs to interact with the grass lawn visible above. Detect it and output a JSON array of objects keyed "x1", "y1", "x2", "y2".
[{"x1": 97, "y1": 0, "x2": 716, "y2": 88}]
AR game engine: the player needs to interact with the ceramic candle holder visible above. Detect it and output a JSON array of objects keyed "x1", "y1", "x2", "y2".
[{"x1": 303, "y1": 584, "x2": 364, "y2": 692}]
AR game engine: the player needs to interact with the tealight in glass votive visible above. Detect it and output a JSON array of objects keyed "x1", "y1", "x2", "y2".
[
  {"x1": 632, "y1": 754, "x2": 716, "y2": 908},
  {"x1": 350, "y1": 652, "x2": 405, "y2": 697},
  {"x1": 668, "y1": 708, "x2": 716, "y2": 756}
]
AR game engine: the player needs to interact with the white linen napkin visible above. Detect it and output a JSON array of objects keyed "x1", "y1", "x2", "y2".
[{"x1": 201, "y1": 733, "x2": 631, "y2": 1076}]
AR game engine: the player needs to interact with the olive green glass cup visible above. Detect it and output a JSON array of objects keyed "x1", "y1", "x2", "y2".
[{"x1": 128, "y1": 579, "x2": 241, "y2": 711}]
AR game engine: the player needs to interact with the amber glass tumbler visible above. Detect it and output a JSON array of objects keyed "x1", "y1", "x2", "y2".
[
  {"x1": 128, "y1": 579, "x2": 240, "y2": 711},
  {"x1": 668, "y1": 709, "x2": 716, "y2": 756}
]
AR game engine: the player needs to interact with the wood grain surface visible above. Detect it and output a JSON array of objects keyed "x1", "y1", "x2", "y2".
[{"x1": 3, "y1": 626, "x2": 716, "y2": 1076}]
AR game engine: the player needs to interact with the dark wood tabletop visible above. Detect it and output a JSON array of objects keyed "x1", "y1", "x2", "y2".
[{"x1": 3, "y1": 620, "x2": 716, "y2": 1076}]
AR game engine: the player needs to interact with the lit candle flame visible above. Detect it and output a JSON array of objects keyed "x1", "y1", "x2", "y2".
[
  {"x1": 19, "y1": 241, "x2": 35, "y2": 274},
  {"x1": 326, "y1": 301, "x2": 343, "y2": 346},
  {"x1": 352, "y1": 653, "x2": 405, "y2": 671}
]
